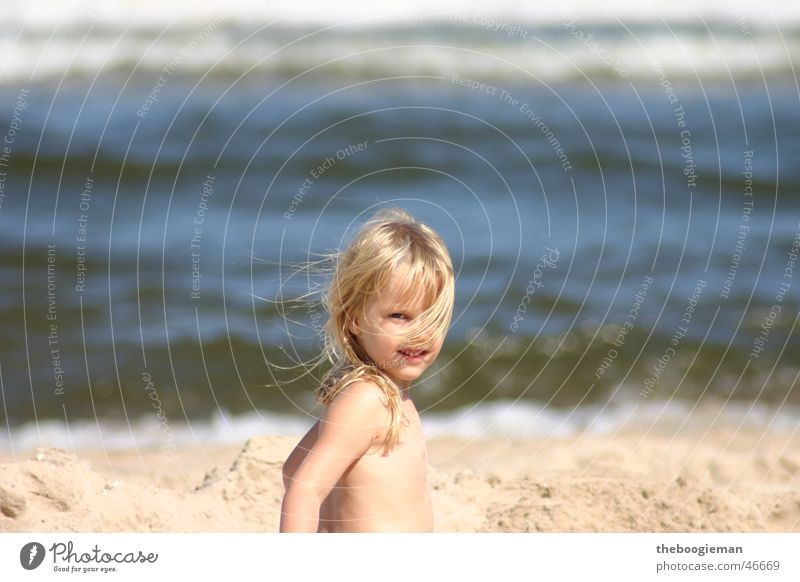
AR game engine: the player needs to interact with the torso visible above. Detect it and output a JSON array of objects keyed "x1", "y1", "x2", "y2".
[{"x1": 319, "y1": 396, "x2": 433, "y2": 533}]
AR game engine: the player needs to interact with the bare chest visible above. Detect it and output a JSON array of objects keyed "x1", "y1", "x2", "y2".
[{"x1": 340, "y1": 400, "x2": 428, "y2": 489}]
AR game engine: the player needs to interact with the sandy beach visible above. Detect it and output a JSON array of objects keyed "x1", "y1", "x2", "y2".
[{"x1": 1, "y1": 427, "x2": 798, "y2": 533}]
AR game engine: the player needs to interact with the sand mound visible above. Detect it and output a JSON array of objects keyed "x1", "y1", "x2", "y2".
[
  {"x1": 0, "y1": 437, "x2": 290, "y2": 532},
  {"x1": 1, "y1": 432, "x2": 798, "y2": 532}
]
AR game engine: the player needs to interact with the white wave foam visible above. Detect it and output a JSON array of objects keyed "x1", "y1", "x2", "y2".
[
  {"x1": 0, "y1": 0, "x2": 798, "y2": 84},
  {"x1": 421, "y1": 397, "x2": 800, "y2": 439},
  {"x1": 1, "y1": 396, "x2": 797, "y2": 452},
  {"x1": 0, "y1": 34, "x2": 796, "y2": 84},
  {"x1": 4, "y1": 0, "x2": 800, "y2": 29}
]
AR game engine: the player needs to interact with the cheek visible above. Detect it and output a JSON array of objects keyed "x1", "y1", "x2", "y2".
[
  {"x1": 381, "y1": 328, "x2": 404, "y2": 347},
  {"x1": 365, "y1": 325, "x2": 400, "y2": 347}
]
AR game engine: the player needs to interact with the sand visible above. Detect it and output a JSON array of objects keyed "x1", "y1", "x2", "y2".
[{"x1": 1, "y1": 428, "x2": 798, "y2": 532}]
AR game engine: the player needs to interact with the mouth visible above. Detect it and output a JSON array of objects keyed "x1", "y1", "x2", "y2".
[{"x1": 397, "y1": 348, "x2": 429, "y2": 362}]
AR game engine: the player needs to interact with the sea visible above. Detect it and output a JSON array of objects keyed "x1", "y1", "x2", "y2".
[{"x1": 1, "y1": 0, "x2": 799, "y2": 451}]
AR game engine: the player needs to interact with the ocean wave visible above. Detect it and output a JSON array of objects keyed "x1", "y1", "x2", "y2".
[
  {"x1": 5, "y1": 0, "x2": 800, "y2": 29},
  {"x1": 1, "y1": 0, "x2": 798, "y2": 84},
  {"x1": 1, "y1": 397, "x2": 797, "y2": 452}
]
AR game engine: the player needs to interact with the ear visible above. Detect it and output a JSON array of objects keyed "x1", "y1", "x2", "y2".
[{"x1": 346, "y1": 313, "x2": 361, "y2": 337}]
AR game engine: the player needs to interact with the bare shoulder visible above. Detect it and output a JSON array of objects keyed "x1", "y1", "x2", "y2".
[
  {"x1": 335, "y1": 378, "x2": 388, "y2": 400},
  {"x1": 327, "y1": 380, "x2": 391, "y2": 420},
  {"x1": 320, "y1": 380, "x2": 391, "y2": 453}
]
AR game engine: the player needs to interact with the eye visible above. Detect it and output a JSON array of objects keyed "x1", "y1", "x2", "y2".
[{"x1": 390, "y1": 313, "x2": 408, "y2": 320}]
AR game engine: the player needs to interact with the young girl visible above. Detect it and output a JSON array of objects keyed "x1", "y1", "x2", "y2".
[{"x1": 279, "y1": 207, "x2": 455, "y2": 532}]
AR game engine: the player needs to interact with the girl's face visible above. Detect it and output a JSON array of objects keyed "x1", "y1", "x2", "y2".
[{"x1": 349, "y1": 263, "x2": 444, "y2": 390}]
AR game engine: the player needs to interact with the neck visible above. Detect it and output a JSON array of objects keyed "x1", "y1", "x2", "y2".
[{"x1": 391, "y1": 376, "x2": 411, "y2": 399}]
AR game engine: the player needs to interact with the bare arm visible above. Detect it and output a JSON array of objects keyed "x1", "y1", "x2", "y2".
[
  {"x1": 279, "y1": 382, "x2": 388, "y2": 533},
  {"x1": 282, "y1": 420, "x2": 321, "y2": 490},
  {"x1": 282, "y1": 420, "x2": 332, "y2": 532}
]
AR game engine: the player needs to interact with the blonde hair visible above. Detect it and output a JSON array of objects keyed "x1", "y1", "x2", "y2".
[{"x1": 309, "y1": 207, "x2": 455, "y2": 455}]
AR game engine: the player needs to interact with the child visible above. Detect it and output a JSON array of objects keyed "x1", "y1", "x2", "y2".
[{"x1": 279, "y1": 207, "x2": 455, "y2": 532}]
